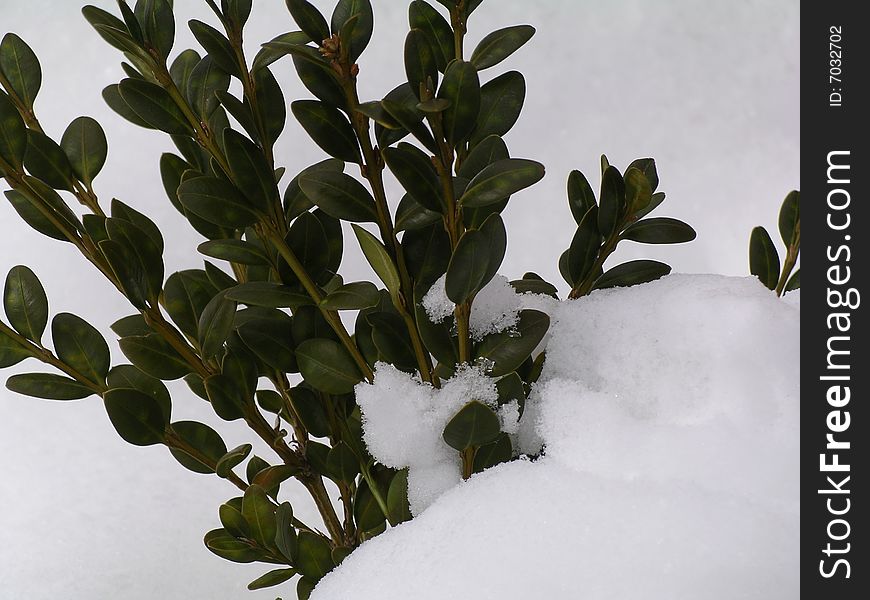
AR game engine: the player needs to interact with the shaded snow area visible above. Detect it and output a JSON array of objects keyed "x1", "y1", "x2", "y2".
[{"x1": 314, "y1": 274, "x2": 799, "y2": 600}]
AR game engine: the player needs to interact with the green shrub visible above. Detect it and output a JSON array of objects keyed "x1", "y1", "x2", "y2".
[{"x1": 0, "y1": 1, "x2": 794, "y2": 597}]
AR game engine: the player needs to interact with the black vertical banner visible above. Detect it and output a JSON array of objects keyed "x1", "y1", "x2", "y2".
[{"x1": 803, "y1": 2, "x2": 868, "y2": 597}]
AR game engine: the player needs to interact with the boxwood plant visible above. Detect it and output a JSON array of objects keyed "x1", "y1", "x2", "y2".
[{"x1": 0, "y1": 0, "x2": 748, "y2": 597}]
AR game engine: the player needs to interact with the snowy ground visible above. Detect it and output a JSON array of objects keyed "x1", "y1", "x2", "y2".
[{"x1": 314, "y1": 275, "x2": 800, "y2": 599}]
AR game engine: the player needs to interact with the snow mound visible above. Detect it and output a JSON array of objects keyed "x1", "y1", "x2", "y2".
[{"x1": 321, "y1": 275, "x2": 799, "y2": 599}]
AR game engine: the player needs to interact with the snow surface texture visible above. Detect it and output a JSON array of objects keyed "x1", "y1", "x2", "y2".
[{"x1": 315, "y1": 274, "x2": 799, "y2": 600}]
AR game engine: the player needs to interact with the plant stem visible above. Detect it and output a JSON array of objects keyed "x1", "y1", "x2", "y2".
[
  {"x1": 265, "y1": 227, "x2": 374, "y2": 381},
  {"x1": 569, "y1": 234, "x2": 619, "y2": 299},
  {"x1": 341, "y1": 74, "x2": 435, "y2": 385},
  {"x1": 775, "y1": 223, "x2": 800, "y2": 297}
]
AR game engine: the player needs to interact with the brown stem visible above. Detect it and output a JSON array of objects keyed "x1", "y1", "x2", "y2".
[{"x1": 265, "y1": 227, "x2": 374, "y2": 381}]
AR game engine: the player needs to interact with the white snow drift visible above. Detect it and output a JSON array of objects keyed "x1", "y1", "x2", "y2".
[{"x1": 314, "y1": 274, "x2": 799, "y2": 600}]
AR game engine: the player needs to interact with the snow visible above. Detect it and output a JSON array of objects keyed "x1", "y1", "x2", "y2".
[
  {"x1": 423, "y1": 275, "x2": 523, "y2": 340},
  {"x1": 355, "y1": 363, "x2": 498, "y2": 514},
  {"x1": 316, "y1": 274, "x2": 799, "y2": 599}
]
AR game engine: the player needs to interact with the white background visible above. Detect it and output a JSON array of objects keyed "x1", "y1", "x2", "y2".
[{"x1": 0, "y1": 1, "x2": 798, "y2": 598}]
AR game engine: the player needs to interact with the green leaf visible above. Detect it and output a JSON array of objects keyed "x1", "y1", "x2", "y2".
[
  {"x1": 291, "y1": 386, "x2": 329, "y2": 437},
  {"x1": 509, "y1": 274, "x2": 558, "y2": 298},
  {"x1": 292, "y1": 100, "x2": 361, "y2": 163},
  {"x1": 204, "y1": 373, "x2": 247, "y2": 421},
  {"x1": 51, "y1": 313, "x2": 110, "y2": 384},
  {"x1": 326, "y1": 441, "x2": 360, "y2": 483},
  {"x1": 368, "y1": 312, "x2": 416, "y2": 371},
  {"x1": 189, "y1": 19, "x2": 240, "y2": 78},
  {"x1": 403, "y1": 223, "x2": 450, "y2": 291},
  {"x1": 354, "y1": 479, "x2": 386, "y2": 532},
  {"x1": 381, "y1": 84, "x2": 438, "y2": 154},
  {"x1": 405, "y1": 28, "x2": 438, "y2": 99},
  {"x1": 785, "y1": 269, "x2": 800, "y2": 292},
  {"x1": 442, "y1": 400, "x2": 501, "y2": 451},
  {"x1": 414, "y1": 298, "x2": 456, "y2": 365},
  {"x1": 281, "y1": 211, "x2": 331, "y2": 285},
  {"x1": 219, "y1": 498, "x2": 251, "y2": 539},
  {"x1": 106, "y1": 364, "x2": 171, "y2": 421},
  {"x1": 473, "y1": 432, "x2": 512, "y2": 472},
  {"x1": 594, "y1": 260, "x2": 671, "y2": 290},
  {"x1": 0, "y1": 90, "x2": 26, "y2": 168},
  {"x1": 164, "y1": 270, "x2": 218, "y2": 338},
  {"x1": 247, "y1": 568, "x2": 298, "y2": 591},
  {"x1": 23, "y1": 130, "x2": 75, "y2": 191},
  {"x1": 445, "y1": 230, "x2": 486, "y2": 304},
  {"x1": 622, "y1": 217, "x2": 696, "y2": 244},
  {"x1": 778, "y1": 190, "x2": 800, "y2": 246},
  {"x1": 3, "y1": 190, "x2": 67, "y2": 241},
  {"x1": 198, "y1": 240, "x2": 269, "y2": 266},
  {"x1": 330, "y1": 0, "x2": 373, "y2": 63},
  {"x1": 103, "y1": 387, "x2": 168, "y2": 445},
  {"x1": 471, "y1": 71, "x2": 524, "y2": 145},
  {"x1": 470, "y1": 25, "x2": 535, "y2": 70},
  {"x1": 320, "y1": 281, "x2": 379, "y2": 310},
  {"x1": 216, "y1": 444, "x2": 253, "y2": 478},
  {"x1": 252, "y1": 465, "x2": 300, "y2": 491},
  {"x1": 566, "y1": 173, "x2": 595, "y2": 232},
  {"x1": 224, "y1": 128, "x2": 278, "y2": 213},
  {"x1": 119, "y1": 333, "x2": 191, "y2": 380},
  {"x1": 283, "y1": 158, "x2": 344, "y2": 220},
  {"x1": 0, "y1": 34, "x2": 41, "y2": 110},
  {"x1": 293, "y1": 52, "x2": 345, "y2": 109},
  {"x1": 99, "y1": 239, "x2": 149, "y2": 309},
  {"x1": 457, "y1": 134, "x2": 508, "y2": 180},
  {"x1": 623, "y1": 166, "x2": 653, "y2": 216},
  {"x1": 409, "y1": 0, "x2": 454, "y2": 71},
  {"x1": 352, "y1": 225, "x2": 401, "y2": 299},
  {"x1": 136, "y1": 0, "x2": 175, "y2": 60},
  {"x1": 222, "y1": 0, "x2": 253, "y2": 31},
  {"x1": 383, "y1": 144, "x2": 443, "y2": 213},
  {"x1": 117, "y1": 78, "x2": 192, "y2": 135},
  {"x1": 627, "y1": 157, "x2": 659, "y2": 192},
  {"x1": 460, "y1": 158, "x2": 544, "y2": 208},
  {"x1": 238, "y1": 314, "x2": 298, "y2": 373},
  {"x1": 177, "y1": 176, "x2": 261, "y2": 228},
  {"x1": 598, "y1": 165, "x2": 626, "y2": 238},
  {"x1": 225, "y1": 282, "x2": 312, "y2": 309},
  {"x1": 4, "y1": 265, "x2": 48, "y2": 343},
  {"x1": 186, "y1": 55, "x2": 230, "y2": 119},
  {"x1": 356, "y1": 100, "x2": 400, "y2": 129},
  {"x1": 170, "y1": 48, "x2": 201, "y2": 92},
  {"x1": 169, "y1": 420, "x2": 228, "y2": 474},
  {"x1": 105, "y1": 216, "x2": 164, "y2": 301},
  {"x1": 275, "y1": 501, "x2": 298, "y2": 562},
  {"x1": 242, "y1": 484, "x2": 278, "y2": 549},
  {"x1": 204, "y1": 529, "x2": 261, "y2": 563},
  {"x1": 749, "y1": 227, "x2": 780, "y2": 290},
  {"x1": 285, "y1": 0, "x2": 329, "y2": 42},
  {"x1": 198, "y1": 291, "x2": 237, "y2": 358},
  {"x1": 437, "y1": 60, "x2": 480, "y2": 146},
  {"x1": 567, "y1": 207, "x2": 602, "y2": 284},
  {"x1": 102, "y1": 84, "x2": 155, "y2": 130},
  {"x1": 476, "y1": 309, "x2": 549, "y2": 377},
  {"x1": 296, "y1": 339, "x2": 363, "y2": 395},
  {"x1": 296, "y1": 531, "x2": 334, "y2": 581},
  {"x1": 0, "y1": 329, "x2": 30, "y2": 368},
  {"x1": 387, "y1": 468, "x2": 412, "y2": 525},
  {"x1": 395, "y1": 193, "x2": 440, "y2": 232},
  {"x1": 60, "y1": 116, "x2": 108, "y2": 187},
  {"x1": 256, "y1": 68, "x2": 288, "y2": 146},
  {"x1": 298, "y1": 171, "x2": 377, "y2": 222},
  {"x1": 6, "y1": 373, "x2": 93, "y2": 400}
]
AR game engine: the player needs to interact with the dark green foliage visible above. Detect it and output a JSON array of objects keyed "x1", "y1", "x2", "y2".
[
  {"x1": 559, "y1": 157, "x2": 696, "y2": 297},
  {"x1": 748, "y1": 190, "x2": 800, "y2": 296},
  {"x1": 0, "y1": 4, "x2": 742, "y2": 598}
]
